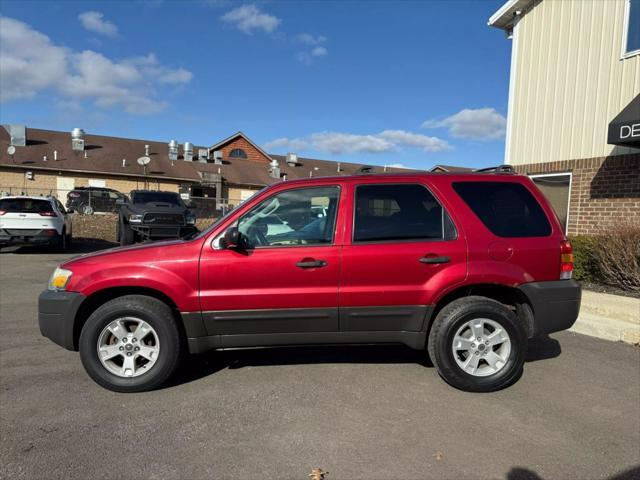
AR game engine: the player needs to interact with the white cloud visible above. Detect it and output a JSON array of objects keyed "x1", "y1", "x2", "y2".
[
  {"x1": 264, "y1": 137, "x2": 309, "y2": 151},
  {"x1": 297, "y1": 33, "x2": 326, "y2": 45},
  {"x1": 422, "y1": 108, "x2": 506, "y2": 140},
  {"x1": 378, "y1": 130, "x2": 450, "y2": 152},
  {"x1": 0, "y1": 16, "x2": 192, "y2": 114},
  {"x1": 220, "y1": 4, "x2": 280, "y2": 34},
  {"x1": 311, "y1": 46, "x2": 328, "y2": 57},
  {"x1": 311, "y1": 132, "x2": 393, "y2": 154},
  {"x1": 264, "y1": 129, "x2": 449, "y2": 155},
  {"x1": 78, "y1": 11, "x2": 119, "y2": 38}
]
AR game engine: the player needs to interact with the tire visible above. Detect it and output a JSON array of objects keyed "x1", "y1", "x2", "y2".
[
  {"x1": 52, "y1": 229, "x2": 68, "y2": 252},
  {"x1": 79, "y1": 295, "x2": 183, "y2": 393},
  {"x1": 427, "y1": 296, "x2": 527, "y2": 392},
  {"x1": 80, "y1": 204, "x2": 94, "y2": 215},
  {"x1": 118, "y1": 221, "x2": 135, "y2": 246}
]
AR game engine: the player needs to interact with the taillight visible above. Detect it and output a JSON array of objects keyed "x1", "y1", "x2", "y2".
[
  {"x1": 560, "y1": 239, "x2": 574, "y2": 280},
  {"x1": 68, "y1": 192, "x2": 80, "y2": 198},
  {"x1": 0, "y1": 210, "x2": 5, "y2": 216},
  {"x1": 39, "y1": 211, "x2": 58, "y2": 217}
]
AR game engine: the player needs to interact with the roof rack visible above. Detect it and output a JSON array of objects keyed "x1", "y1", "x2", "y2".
[{"x1": 472, "y1": 165, "x2": 515, "y2": 174}]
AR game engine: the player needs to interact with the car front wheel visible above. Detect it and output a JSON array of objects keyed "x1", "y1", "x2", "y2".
[
  {"x1": 79, "y1": 295, "x2": 183, "y2": 392},
  {"x1": 427, "y1": 296, "x2": 527, "y2": 392}
]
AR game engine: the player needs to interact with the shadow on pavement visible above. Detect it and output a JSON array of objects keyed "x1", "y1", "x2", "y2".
[
  {"x1": 169, "y1": 335, "x2": 562, "y2": 388},
  {"x1": 506, "y1": 465, "x2": 640, "y2": 480},
  {"x1": 0, "y1": 239, "x2": 118, "y2": 255}
]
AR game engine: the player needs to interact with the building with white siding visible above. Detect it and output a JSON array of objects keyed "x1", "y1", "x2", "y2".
[{"x1": 489, "y1": 0, "x2": 639, "y2": 235}]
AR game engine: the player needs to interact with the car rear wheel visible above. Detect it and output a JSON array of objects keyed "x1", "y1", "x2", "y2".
[
  {"x1": 80, "y1": 204, "x2": 94, "y2": 215},
  {"x1": 427, "y1": 296, "x2": 527, "y2": 392},
  {"x1": 79, "y1": 295, "x2": 183, "y2": 392},
  {"x1": 53, "y1": 229, "x2": 68, "y2": 252}
]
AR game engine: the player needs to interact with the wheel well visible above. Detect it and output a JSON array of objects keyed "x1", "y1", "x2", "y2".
[
  {"x1": 428, "y1": 284, "x2": 534, "y2": 338},
  {"x1": 72, "y1": 287, "x2": 184, "y2": 350}
]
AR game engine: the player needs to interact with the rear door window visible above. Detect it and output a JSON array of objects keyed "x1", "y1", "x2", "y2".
[
  {"x1": 453, "y1": 181, "x2": 551, "y2": 237},
  {"x1": 0, "y1": 198, "x2": 53, "y2": 214},
  {"x1": 353, "y1": 184, "x2": 455, "y2": 242}
]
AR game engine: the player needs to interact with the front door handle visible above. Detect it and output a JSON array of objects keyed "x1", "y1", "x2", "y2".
[
  {"x1": 419, "y1": 255, "x2": 450, "y2": 264},
  {"x1": 296, "y1": 259, "x2": 327, "y2": 269}
]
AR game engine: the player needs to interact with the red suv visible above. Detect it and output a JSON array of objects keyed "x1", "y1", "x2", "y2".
[{"x1": 39, "y1": 171, "x2": 581, "y2": 393}]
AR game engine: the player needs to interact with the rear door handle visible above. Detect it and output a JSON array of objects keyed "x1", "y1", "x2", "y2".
[
  {"x1": 296, "y1": 259, "x2": 327, "y2": 269},
  {"x1": 419, "y1": 256, "x2": 450, "y2": 264}
]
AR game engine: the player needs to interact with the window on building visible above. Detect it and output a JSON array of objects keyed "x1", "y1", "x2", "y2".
[
  {"x1": 229, "y1": 148, "x2": 247, "y2": 159},
  {"x1": 238, "y1": 186, "x2": 340, "y2": 247},
  {"x1": 624, "y1": 0, "x2": 640, "y2": 56},
  {"x1": 453, "y1": 182, "x2": 552, "y2": 238},
  {"x1": 530, "y1": 174, "x2": 572, "y2": 234},
  {"x1": 353, "y1": 184, "x2": 454, "y2": 242}
]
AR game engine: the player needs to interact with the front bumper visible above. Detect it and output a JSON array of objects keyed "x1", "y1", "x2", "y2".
[
  {"x1": 518, "y1": 279, "x2": 582, "y2": 336},
  {"x1": 130, "y1": 224, "x2": 196, "y2": 240},
  {"x1": 38, "y1": 290, "x2": 86, "y2": 351}
]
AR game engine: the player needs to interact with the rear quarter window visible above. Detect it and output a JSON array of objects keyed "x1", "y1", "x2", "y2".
[{"x1": 452, "y1": 181, "x2": 551, "y2": 237}]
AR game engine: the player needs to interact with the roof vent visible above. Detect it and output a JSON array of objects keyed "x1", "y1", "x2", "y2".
[
  {"x1": 337, "y1": 162, "x2": 341, "y2": 173},
  {"x1": 213, "y1": 150, "x2": 223, "y2": 165},
  {"x1": 183, "y1": 142, "x2": 194, "y2": 162},
  {"x1": 3, "y1": 124, "x2": 27, "y2": 147},
  {"x1": 71, "y1": 128, "x2": 85, "y2": 151},
  {"x1": 168, "y1": 139, "x2": 178, "y2": 162},
  {"x1": 286, "y1": 152, "x2": 298, "y2": 166},
  {"x1": 144, "y1": 144, "x2": 150, "y2": 156},
  {"x1": 269, "y1": 158, "x2": 281, "y2": 179},
  {"x1": 198, "y1": 148, "x2": 209, "y2": 163}
]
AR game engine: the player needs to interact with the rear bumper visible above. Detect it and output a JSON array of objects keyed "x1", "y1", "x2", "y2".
[
  {"x1": 518, "y1": 280, "x2": 582, "y2": 336},
  {"x1": 38, "y1": 290, "x2": 86, "y2": 351},
  {"x1": 0, "y1": 229, "x2": 60, "y2": 245}
]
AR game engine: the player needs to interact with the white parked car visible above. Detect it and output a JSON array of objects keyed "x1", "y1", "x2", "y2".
[{"x1": 0, "y1": 196, "x2": 72, "y2": 250}]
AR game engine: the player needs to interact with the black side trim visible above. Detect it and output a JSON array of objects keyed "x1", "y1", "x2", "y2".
[
  {"x1": 38, "y1": 290, "x2": 86, "y2": 351},
  {"x1": 518, "y1": 280, "x2": 582, "y2": 336},
  {"x1": 186, "y1": 330, "x2": 427, "y2": 354},
  {"x1": 203, "y1": 308, "x2": 339, "y2": 335},
  {"x1": 340, "y1": 305, "x2": 432, "y2": 332}
]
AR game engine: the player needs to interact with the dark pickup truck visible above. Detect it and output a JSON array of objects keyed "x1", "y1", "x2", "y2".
[{"x1": 116, "y1": 190, "x2": 197, "y2": 245}]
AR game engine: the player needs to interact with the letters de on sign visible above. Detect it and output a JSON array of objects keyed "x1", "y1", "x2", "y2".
[{"x1": 620, "y1": 123, "x2": 640, "y2": 139}]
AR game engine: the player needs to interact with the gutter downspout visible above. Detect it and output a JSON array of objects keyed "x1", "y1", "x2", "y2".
[{"x1": 504, "y1": 12, "x2": 521, "y2": 166}]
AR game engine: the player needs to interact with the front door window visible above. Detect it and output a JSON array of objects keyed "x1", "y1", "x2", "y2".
[{"x1": 238, "y1": 186, "x2": 340, "y2": 248}]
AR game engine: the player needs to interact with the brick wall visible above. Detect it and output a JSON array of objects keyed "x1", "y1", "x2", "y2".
[
  {"x1": 514, "y1": 153, "x2": 640, "y2": 236},
  {"x1": 216, "y1": 137, "x2": 270, "y2": 163}
]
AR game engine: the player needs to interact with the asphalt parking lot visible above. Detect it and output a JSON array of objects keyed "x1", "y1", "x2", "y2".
[{"x1": 1, "y1": 244, "x2": 639, "y2": 480}]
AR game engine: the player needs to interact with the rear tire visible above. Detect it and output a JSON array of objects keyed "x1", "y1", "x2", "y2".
[
  {"x1": 79, "y1": 295, "x2": 183, "y2": 393},
  {"x1": 80, "y1": 204, "x2": 94, "y2": 215},
  {"x1": 427, "y1": 296, "x2": 527, "y2": 392},
  {"x1": 53, "y1": 229, "x2": 68, "y2": 252}
]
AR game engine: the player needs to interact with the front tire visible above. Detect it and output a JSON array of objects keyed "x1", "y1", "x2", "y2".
[
  {"x1": 427, "y1": 296, "x2": 527, "y2": 392},
  {"x1": 79, "y1": 295, "x2": 183, "y2": 393},
  {"x1": 118, "y1": 221, "x2": 135, "y2": 245}
]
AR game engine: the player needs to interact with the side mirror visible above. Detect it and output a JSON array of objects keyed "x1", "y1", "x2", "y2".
[
  {"x1": 219, "y1": 227, "x2": 241, "y2": 249},
  {"x1": 115, "y1": 198, "x2": 125, "y2": 206},
  {"x1": 186, "y1": 200, "x2": 197, "y2": 209}
]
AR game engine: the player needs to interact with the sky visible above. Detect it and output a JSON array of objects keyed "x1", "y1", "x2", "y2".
[{"x1": 0, "y1": 0, "x2": 511, "y2": 170}]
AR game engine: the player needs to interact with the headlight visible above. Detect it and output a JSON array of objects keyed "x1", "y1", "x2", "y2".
[
  {"x1": 186, "y1": 213, "x2": 196, "y2": 225},
  {"x1": 129, "y1": 214, "x2": 144, "y2": 223},
  {"x1": 48, "y1": 267, "x2": 73, "y2": 291}
]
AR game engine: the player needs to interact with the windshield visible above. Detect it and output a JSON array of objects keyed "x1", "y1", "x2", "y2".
[
  {"x1": 132, "y1": 192, "x2": 181, "y2": 205},
  {"x1": 0, "y1": 198, "x2": 53, "y2": 213}
]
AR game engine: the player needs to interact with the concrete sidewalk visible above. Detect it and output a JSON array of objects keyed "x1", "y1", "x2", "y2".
[{"x1": 571, "y1": 289, "x2": 640, "y2": 344}]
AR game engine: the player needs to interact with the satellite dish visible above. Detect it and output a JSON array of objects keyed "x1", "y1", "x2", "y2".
[
  {"x1": 7, "y1": 145, "x2": 16, "y2": 155},
  {"x1": 137, "y1": 156, "x2": 151, "y2": 166}
]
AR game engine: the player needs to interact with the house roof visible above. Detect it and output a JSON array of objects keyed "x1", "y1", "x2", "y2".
[
  {"x1": 429, "y1": 164, "x2": 473, "y2": 173},
  {"x1": 488, "y1": 0, "x2": 534, "y2": 30},
  {"x1": 0, "y1": 127, "x2": 410, "y2": 187}
]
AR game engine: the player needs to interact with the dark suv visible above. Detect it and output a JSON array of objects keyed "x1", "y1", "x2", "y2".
[
  {"x1": 39, "y1": 171, "x2": 581, "y2": 393},
  {"x1": 66, "y1": 187, "x2": 125, "y2": 215},
  {"x1": 116, "y1": 190, "x2": 197, "y2": 245}
]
